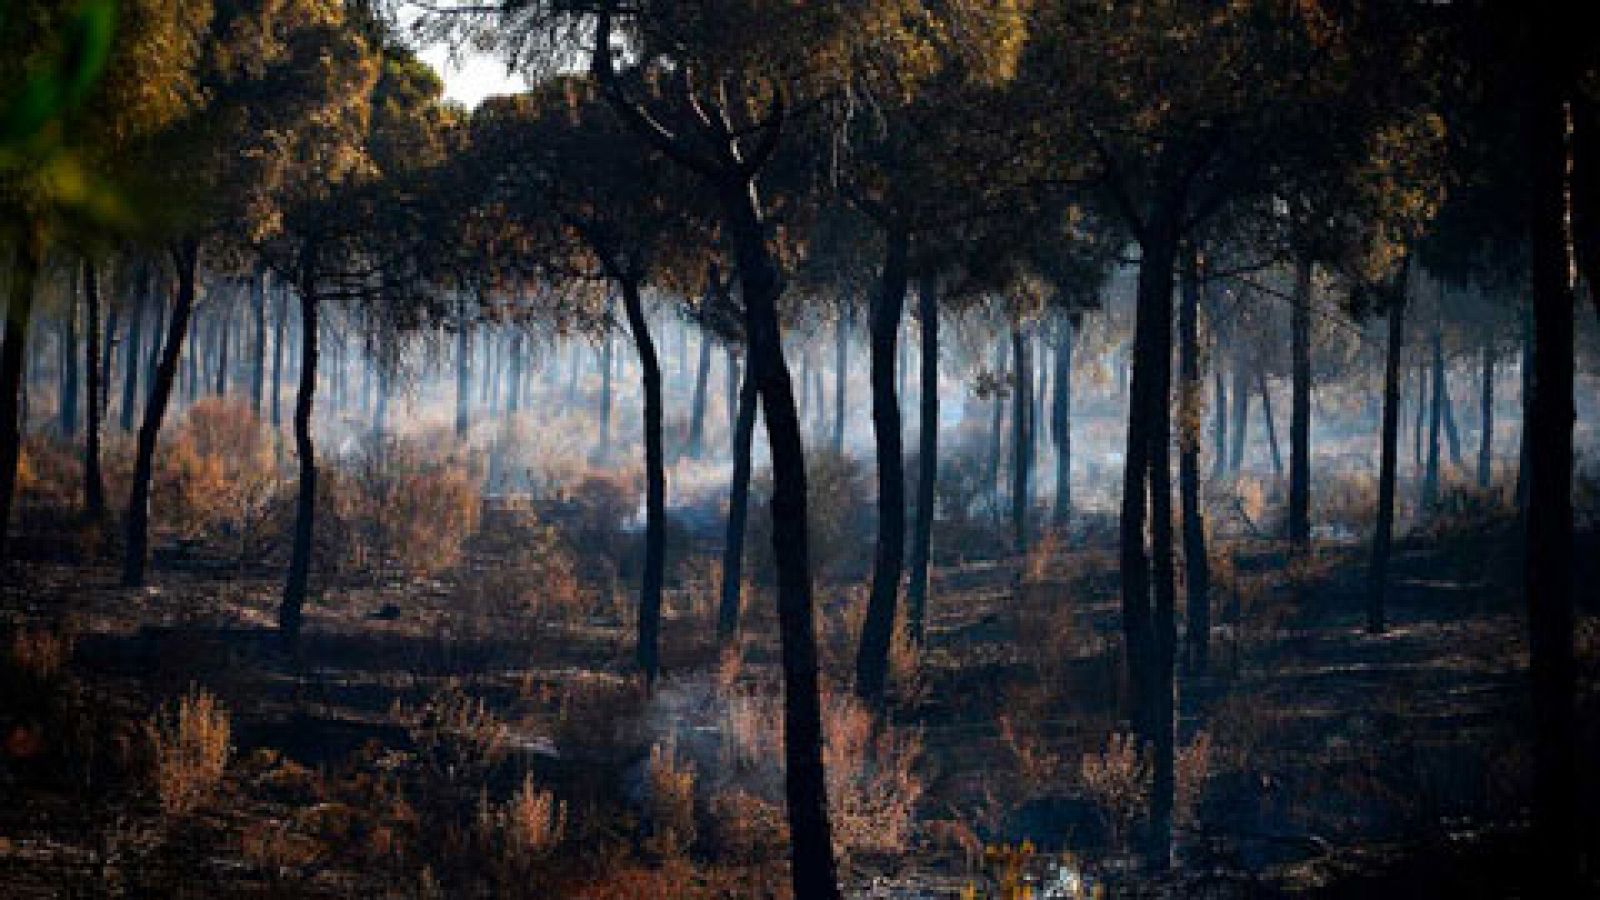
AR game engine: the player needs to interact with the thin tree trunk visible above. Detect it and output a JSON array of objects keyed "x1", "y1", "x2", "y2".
[
  {"x1": 688, "y1": 326, "x2": 711, "y2": 457},
  {"x1": 1288, "y1": 255, "x2": 1312, "y2": 553},
  {"x1": 1423, "y1": 321, "x2": 1445, "y2": 507},
  {"x1": 455, "y1": 295, "x2": 471, "y2": 437},
  {"x1": 621, "y1": 277, "x2": 666, "y2": 685},
  {"x1": 717, "y1": 356, "x2": 757, "y2": 643},
  {"x1": 1178, "y1": 246, "x2": 1210, "y2": 675},
  {"x1": 83, "y1": 258, "x2": 106, "y2": 519},
  {"x1": 855, "y1": 225, "x2": 909, "y2": 706},
  {"x1": 1229, "y1": 354, "x2": 1250, "y2": 472},
  {"x1": 598, "y1": 333, "x2": 612, "y2": 460},
  {"x1": 214, "y1": 301, "x2": 230, "y2": 396},
  {"x1": 1051, "y1": 313, "x2": 1073, "y2": 526},
  {"x1": 1010, "y1": 321, "x2": 1032, "y2": 555},
  {"x1": 1477, "y1": 337, "x2": 1495, "y2": 490},
  {"x1": 907, "y1": 274, "x2": 939, "y2": 643},
  {"x1": 1367, "y1": 283, "x2": 1406, "y2": 634},
  {"x1": 61, "y1": 274, "x2": 80, "y2": 438},
  {"x1": 123, "y1": 239, "x2": 199, "y2": 585},
  {"x1": 988, "y1": 339, "x2": 1005, "y2": 511},
  {"x1": 833, "y1": 303, "x2": 848, "y2": 454},
  {"x1": 281, "y1": 253, "x2": 321, "y2": 647},
  {"x1": 1516, "y1": 299, "x2": 1532, "y2": 512},
  {"x1": 252, "y1": 269, "x2": 267, "y2": 416},
  {"x1": 1441, "y1": 358, "x2": 1462, "y2": 467},
  {"x1": 272, "y1": 282, "x2": 286, "y2": 428},
  {"x1": 120, "y1": 266, "x2": 146, "y2": 433},
  {"x1": 1259, "y1": 372, "x2": 1283, "y2": 478},
  {"x1": 0, "y1": 225, "x2": 44, "y2": 559},
  {"x1": 1413, "y1": 361, "x2": 1427, "y2": 472},
  {"x1": 1210, "y1": 323, "x2": 1228, "y2": 479}
]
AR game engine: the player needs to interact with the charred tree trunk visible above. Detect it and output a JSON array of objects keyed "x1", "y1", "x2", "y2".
[
  {"x1": 719, "y1": 176, "x2": 840, "y2": 899},
  {"x1": 1516, "y1": 300, "x2": 1532, "y2": 512},
  {"x1": 1442, "y1": 360, "x2": 1462, "y2": 466},
  {"x1": 717, "y1": 354, "x2": 757, "y2": 643},
  {"x1": 83, "y1": 258, "x2": 106, "y2": 519},
  {"x1": 1010, "y1": 321, "x2": 1032, "y2": 555},
  {"x1": 455, "y1": 296, "x2": 471, "y2": 437},
  {"x1": 271, "y1": 283, "x2": 286, "y2": 428},
  {"x1": 1523, "y1": 46, "x2": 1579, "y2": 889},
  {"x1": 598, "y1": 333, "x2": 612, "y2": 461},
  {"x1": 1477, "y1": 337, "x2": 1495, "y2": 490},
  {"x1": 1288, "y1": 255, "x2": 1312, "y2": 553},
  {"x1": 1210, "y1": 325, "x2": 1228, "y2": 479},
  {"x1": 1259, "y1": 372, "x2": 1283, "y2": 478},
  {"x1": 120, "y1": 268, "x2": 146, "y2": 433},
  {"x1": 907, "y1": 274, "x2": 939, "y2": 643},
  {"x1": 60, "y1": 279, "x2": 80, "y2": 438},
  {"x1": 621, "y1": 277, "x2": 666, "y2": 685},
  {"x1": 1367, "y1": 283, "x2": 1407, "y2": 634},
  {"x1": 688, "y1": 326, "x2": 711, "y2": 458},
  {"x1": 855, "y1": 225, "x2": 909, "y2": 706},
  {"x1": 988, "y1": 340, "x2": 1005, "y2": 512},
  {"x1": 1423, "y1": 322, "x2": 1445, "y2": 508},
  {"x1": 0, "y1": 225, "x2": 44, "y2": 559},
  {"x1": 1229, "y1": 354, "x2": 1250, "y2": 472},
  {"x1": 1178, "y1": 246, "x2": 1210, "y2": 675},
  {"x1": 280, "y1": 254, "x2": 321, "y2": 648},
  {"x1": 833, "y1": 302, "x2": 849, "y2": 455},
  {"x1": 123, "y1": 239, "x2": 199, "y2": 585},
  {"x1": 214, "y1": 301, "x2": 230, "y2": 396},
  {"x1": 1051, "y1": 313, "x2": 1073, "y2": 526},
  {"x1": 252, "y1": 270, "x2": 267, "y2": 416}
]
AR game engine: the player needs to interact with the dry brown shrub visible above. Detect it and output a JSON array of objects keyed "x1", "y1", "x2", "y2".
[
  {"x1": 1023, "y1": 527, "x2": 1064, "y2": 585},
  {"x1": 1175, "y1": 730, "x2": 1212, "y2": 827},
  {"x1": 1078, "y1": 732, "x2": 1148, "y2": 847},
  {"x1": 554, "y1": 675, "x2": 647, "y2": 761},
  {"x1": 408, "y1": 686, "x2": 509, "y2": 786},
  {"x1": 823, "y1": 692, "x2": 923, "y2": 864},
  {"x1": 999, "y1": 714, "x2": 1061, "y2": 796},
  {"x1": 159, "y1": 398, "x2": 281, "y2": 545},
  {"x1": 706, "y1": 787, "x2": 787, "y2": 863},
  {"x1": 148, "y1": 685, "x2": 231, "y2": 815},
  {"x1": 645, "y1": 739, "x2": 698, "y2": 858},
  {"x1": 10, "y1": 626, "x2": 73, "y2": 683},
  {"x1": 475, "y1": 772, "x2": 567, "y2": 873},
  {"x1": 462, "y1": 499, "x2": 586, "y2": 625}
]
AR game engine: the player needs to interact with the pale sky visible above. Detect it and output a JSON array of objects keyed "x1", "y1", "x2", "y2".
[{"x1": 419, "y1": 44, "x2": 526, "y2": 108}]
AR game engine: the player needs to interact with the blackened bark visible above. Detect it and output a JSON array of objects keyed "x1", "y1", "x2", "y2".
[
  {"x1": 60, "y1": 279, "x2": 80, "y2": 438},
  {"x1": 1178, "y1": 247, "x2": 1210, "y2": 675},
  {"x1": 1259, "y1": 371, "x2": 1283, "y2": 478},
  {"x1": 83, "y1": 258, "x2": 106, "y2": 519},
  {"x1": 280, "y1": 254, "x2": 320, "y2": 647},
  {"x1": 1523, "y1": 45, "x2": 1579, "y2": 889},
  {"x1": 907, "y1": 275, "x2": 939, "y2": 643},
  {"x1": 214, "y1": 302, "x2": 230, "y2": 396},
  {"x1": 455, "y1": 295, "x2": 471, "y2": 437},
  {"x1": 1010, "y1": 322, "x2": 1032, "y2": 555},
  {"x1": 1477, "y1": 337, "x2": 1495, "y2": 490},
  {"x1": 123, "y1": 240, "x2": 198, "y2": 586},
  {"x1": 717, "y1": 355, "x2": 757, "y2": 643},
  {"x1": 1441, "y1": 359, "x2": 1462, "y2": 466},
  {"x1": 833, "y1": 303, "x2": 848, "y2": 454},
  {"x1": 688, "y1": 326, "x2": 711, "y2": 458},
  {"x1": 855, "y1": 226, "x2": 909, "y2": 706},
  {"x1": 1229, "y1": 355, "x2": 1250, "y2": 472},
  {"x1": 272, "y1": 284, "x2": 286, "y2": 428},
  {"x1": 722, "y1": 178, "x2": 841, "y2": 898},
  {"x1": 252, "y1": 269, "x2": 267, "y2": 416},
  {"x1": 1516, "y1": 300, "x2": 1532, "y2": 512},
  {"x1": 621, "y1": 278, "x2": 666, "y2": 685},
  {"x1": 1288, "y1": 256, "x2": 1312, "y2": 553},
  {"x1": 0, "y1": 225, "x2": 44, "y2": 560},
  {"x1": 1051, "y1": 313, "x2": 1073, "y2": 526},
  {"x1": 507, "y1": 331, "x2": 524, "y2": 414},
  {"x1": 120, "y1": 267, "x2": 146, "y2": 433},
  {"x1": 598, "y1": 333, "x2": 612, "y2": 460},
  {"x1": 1423, "y1": 322, "x2": 1445, "y2": 508},
  {"x1": 1368, "y1": 284, "x2": 1406, "y2": 634}
]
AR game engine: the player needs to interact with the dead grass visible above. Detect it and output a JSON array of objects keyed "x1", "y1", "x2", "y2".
[{"x1": 148, "y1": 685, "x2": 231, "y2": 816}]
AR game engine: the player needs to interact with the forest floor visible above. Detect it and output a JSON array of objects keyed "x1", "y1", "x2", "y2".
[{"x1": 0, "y1": 497, "x2": 1595, "y2": 897}]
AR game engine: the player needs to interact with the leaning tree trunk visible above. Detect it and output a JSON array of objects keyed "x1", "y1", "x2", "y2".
[
  {"x1": 717, "y1": 356, "x2": 758, "y2": 643},
  {"x1": 1051, "y1": 313, "x2": 1073, "y2": 526},
  {"x1": 123, "y1": 239, "x2": 199, "y2": 586},
  {"x1": 1288, "y1": 254, "x2": 1312, "y2": 554},
  {"x1": 1178, "y1": 246, "x2": 1210, "y2": 675},
  {"x1": 833, "y1": 303, "x2": 849, "y2": 454},
  {"x1": 1010, "y1": 321, "x2": 1032, "y2": 555},
  {"x1": 1477, "y1": 336, "x2": 1494, "y2": 490},
  {"x1": 0, "y1": 224, "x2": 45, "y2": 560},
  {"x1": 1367, "y1": 283, "x2": 1406, "y2": 634},
  {"x1": 620, "y1": 277, "x2": 666, "y2": 685},
  {"x1": 1229, "y1": 354, "x2": 1250, "y2": 472},
  {"x1": 1523, "y1": 45, "x2": 1579, "y2": 891},
  {"x1": 687, "y1": 326, "x2": 711, "y2": 458},
  {"x1": 721, "y1": 176, "x2": 841, "y2": 900},
  {"x1": 1423, "y1": 322, "x2": 1445, "y2": 508},
  {"x1": 1259, "y1": 372, "x2": 1283, "y2": 478},
  {"x1": 907, "y1": 274, "x2": 939, "y2": 643},
  {"x1": 854, "y1": 226, "x2": 909, "y2": 706},
  {"x1": 83, "y1": 258, "x2": 107, "y2": 519},
  {"x1": 120, "y1": 268, "x2": 146, "y2": 433},
  {"x1": 280, "y1": 254, "x2": 321, "y2": 647}
]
